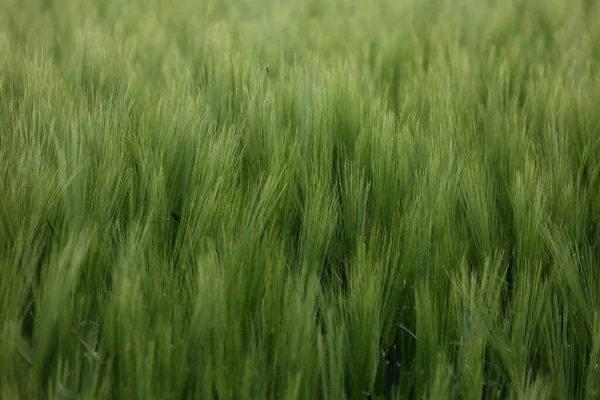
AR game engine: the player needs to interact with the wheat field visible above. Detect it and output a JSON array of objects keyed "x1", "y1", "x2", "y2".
[{"x1": 1, "y1": 0, "x2": 600, "y2": 399}]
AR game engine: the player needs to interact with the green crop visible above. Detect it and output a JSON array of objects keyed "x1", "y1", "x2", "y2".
[{"x1": 1, "y1": 0, "x2": 599, "y2": 398}]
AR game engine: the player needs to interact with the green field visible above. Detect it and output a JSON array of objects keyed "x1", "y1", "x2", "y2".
[{"x1": 1, "y1": 0, "x2": 600, "y2": 398}]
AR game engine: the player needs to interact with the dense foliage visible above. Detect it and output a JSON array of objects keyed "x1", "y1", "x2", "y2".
[{"x1": 1, "y1": 0, "x2": 599, "y2": 398}]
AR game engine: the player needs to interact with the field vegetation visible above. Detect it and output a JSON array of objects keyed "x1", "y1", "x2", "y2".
[{"x1": 1, "y1": 0, "x2": 600, "y2": 398}]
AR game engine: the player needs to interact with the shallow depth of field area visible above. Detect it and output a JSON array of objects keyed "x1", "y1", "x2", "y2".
[{"x1": 1, "y1": 0, "x2": 600, "y2": 399}]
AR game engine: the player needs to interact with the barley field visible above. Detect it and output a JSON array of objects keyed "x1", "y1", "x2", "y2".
[{"x1": 1, "y1": 0, "x2": 600, "y2": 399}]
